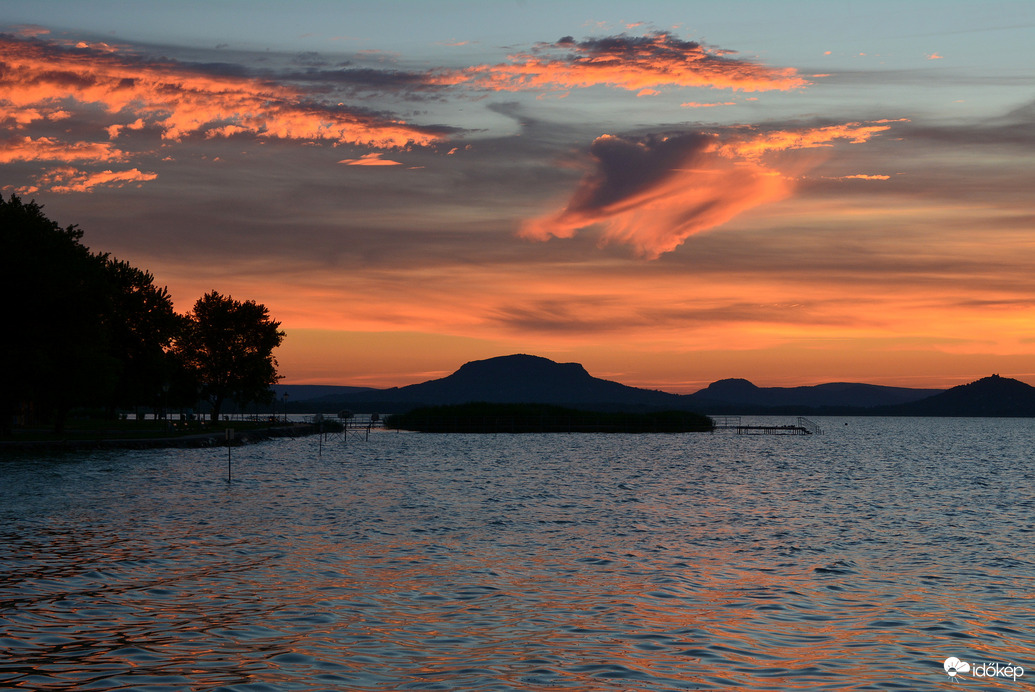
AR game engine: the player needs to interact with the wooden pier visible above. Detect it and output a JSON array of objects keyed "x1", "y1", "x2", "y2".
[
  {"x1": 711, "y1": 416, "x2": 822, "y2": 435},
  {"x1": 306, "y1": 413, "x2": 386, "y2": 450}
]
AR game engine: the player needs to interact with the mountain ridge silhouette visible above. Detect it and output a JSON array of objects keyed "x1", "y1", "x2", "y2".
[{"x1": 274, "y1": 354, "x2": 1035, "y2": 417}]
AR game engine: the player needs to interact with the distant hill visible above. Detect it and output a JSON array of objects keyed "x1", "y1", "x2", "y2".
[
  {"x1": 272, "y1": 384, "x2": 375, "y2": 402},
  {"x1": 323, "y1": 354, "x2": 680, "y2": 412},
  {"x1": 688, "y1": 378, "x2": 942, "y2": 410},
  {"x1": 879, "y1": 375, "x2": 1035, "y2": 417},
  {"x1": 274, "y1": 354, "x2": 1035, "y2": 417}
]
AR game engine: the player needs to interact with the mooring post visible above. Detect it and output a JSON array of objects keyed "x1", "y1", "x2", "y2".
[
  {"x1": 226, "y1": 427, "x2": 234, "y2": 481},
  {"x1": 314, "y1": 413, "x2": 324, "y2": 456}
]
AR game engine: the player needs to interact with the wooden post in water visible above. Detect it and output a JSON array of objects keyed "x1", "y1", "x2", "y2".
[{"x1": 226, "y1": 427, "x2": 234, "y2": 481}]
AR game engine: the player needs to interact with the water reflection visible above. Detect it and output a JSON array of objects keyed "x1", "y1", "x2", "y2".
[{"x1": 1, "y1": 418, "x2": 1033, "y2": 689}]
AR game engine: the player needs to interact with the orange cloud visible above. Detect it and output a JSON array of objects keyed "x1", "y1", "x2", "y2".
[
  {"x1": 338, "y1": 152, "x2": 404, "y2": 166},
  {"x1": 718, "y1": 122, "x2": 893, "y2": 160},
  {"x1": 681, "y1": 101, "x2": 736, "y2": 108},
  {"x1": 0, "y1": 35, "x2": 445, "y2": 150},
  {"x1": 522, "y1": 121, "x2": 895, "y2": 258},
  {"x1": 0, "y1": 136, "x2": 128, "y2": 164},
  {"x1": 830, "y1": 174, "x2": 891, "y2": 181},
  {"x1": 0, "y1": 104, "x2": 73, "y2": 127},
  {"x1": 22, "y1": 166, "x2": 158, "y2": 194},
  {"x1": 461, "y1": 32, "x2": 809, "y2": 94}
]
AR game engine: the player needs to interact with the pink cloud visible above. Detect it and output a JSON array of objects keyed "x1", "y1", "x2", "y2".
[
  {"x1": 0, "y1": 136, "x2": 128, "y2": 164},
  {"x1": 338, "y1": 152, "x2": 404, "y2": 166},
  {"x1": 460, "y1": 32, "x2": 809, "y2": 94},
  {"x1": 829, "y1": 173, "x2": 891, "y2": 181},
  {"x1": 521, "y1": 121, "x2": 896, "y2": 258},
  {"x1": 0, "y1": 35, "x2": 445, "y2": 150},
  {"x1": 21, "y1": 166, "x2": 158, "y2": 194},
  {"x1": 681, "y1": 101, "x2": 736, "y2": 108}
]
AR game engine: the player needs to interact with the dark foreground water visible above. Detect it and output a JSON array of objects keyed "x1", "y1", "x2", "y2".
[{"x1": 1, "y1": 417, "x2": 1033, "y2": 691}]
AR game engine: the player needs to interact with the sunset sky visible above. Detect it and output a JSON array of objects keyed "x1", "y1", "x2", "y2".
[{"x1": 3, "y1": 1, "x2": 1035, "y2": 392}]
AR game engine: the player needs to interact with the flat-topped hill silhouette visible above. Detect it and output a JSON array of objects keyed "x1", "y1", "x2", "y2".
[
  {"x1": 332, "y1": 354, "x2": 680, "y2": 411},
  {"x1": 281, "y1": 354, "x2": 1035, "y2": 417}
]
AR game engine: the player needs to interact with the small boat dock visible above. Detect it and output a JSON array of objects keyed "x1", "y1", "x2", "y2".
[{"x1": 711, "y1": 416, "x2": 822, "y2": 435}]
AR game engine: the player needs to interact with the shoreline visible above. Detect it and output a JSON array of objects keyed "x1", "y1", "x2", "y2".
[{"x1": 0, "y1": 423, "x2": 318, "y2": 453}]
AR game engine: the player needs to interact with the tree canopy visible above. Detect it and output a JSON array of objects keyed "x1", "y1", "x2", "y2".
[
  {"x1": 2, "y1": 195, "x2": 116, "y2": 431},
  {"x1": 100, "y1": 257, "x2": 183, "y2": 416},
  {"x1": 174, "y1": 291, "x2": 285, "y2": 422},
  {"x1": 1, "y1": 194, "x2": 284, "y2": 433}
]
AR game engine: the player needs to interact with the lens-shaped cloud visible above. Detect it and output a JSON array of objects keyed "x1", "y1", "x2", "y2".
[
  {"x1": 521, "y1": 121, "x2": 895, "y2": 258},
  {"x1": 338, "y1": 152, "x2": 404, "y2": 166}
]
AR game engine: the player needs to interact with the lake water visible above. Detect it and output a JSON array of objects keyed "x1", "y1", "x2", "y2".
[{"x1": 1, "y1": 417, "x2": 1033, "y2": 690}]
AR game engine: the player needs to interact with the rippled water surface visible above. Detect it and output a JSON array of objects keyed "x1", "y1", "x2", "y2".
[{"x1": 2, "y1": 417, "x2": 1034, "y2": 690}]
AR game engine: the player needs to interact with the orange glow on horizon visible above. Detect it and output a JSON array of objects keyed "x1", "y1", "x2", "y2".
[
  {"x1": 4, "y1": 20, "x2": 1031, "y2": 397},
  {"x1": 274, "y1": 327, "x2": 1035, "y2": 393},
  {"x1": 154, "y1": 244, "x2": 1034, "y2": 392}
]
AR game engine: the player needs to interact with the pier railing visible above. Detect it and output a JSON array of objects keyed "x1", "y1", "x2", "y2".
[
  {"x1": 797, "y1": 417, "x2": 823, "y2": 435},
  {"x1": 710, "y1": 415, "x2": 822, "y2": 435}
]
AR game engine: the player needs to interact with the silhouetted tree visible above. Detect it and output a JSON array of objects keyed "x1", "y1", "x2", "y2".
[
  {"x1": 0, "y1": 196, "x2": 288, "y2": 435},
  {"x1": 99, "y1": 257, "x2": 182, "y2": 417},
  {"x1": 1, "y1": 194, "x2": 118, "y2": 433},
  {"x1": 174, "y1": 291, "x2": 285, "y2": 422}
]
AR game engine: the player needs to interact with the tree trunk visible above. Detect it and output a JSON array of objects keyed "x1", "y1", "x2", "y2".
[
  {"x1": 210, "y1": 395, "x2": 224, "y2": 422},
  {"x1": 54, "y1": 406, "x2": 68, "y2": 435}
]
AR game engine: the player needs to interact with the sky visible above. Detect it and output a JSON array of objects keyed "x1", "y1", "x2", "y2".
[{"x1": 3, "y1": 0, "x2": 1035, "y2": 392}]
